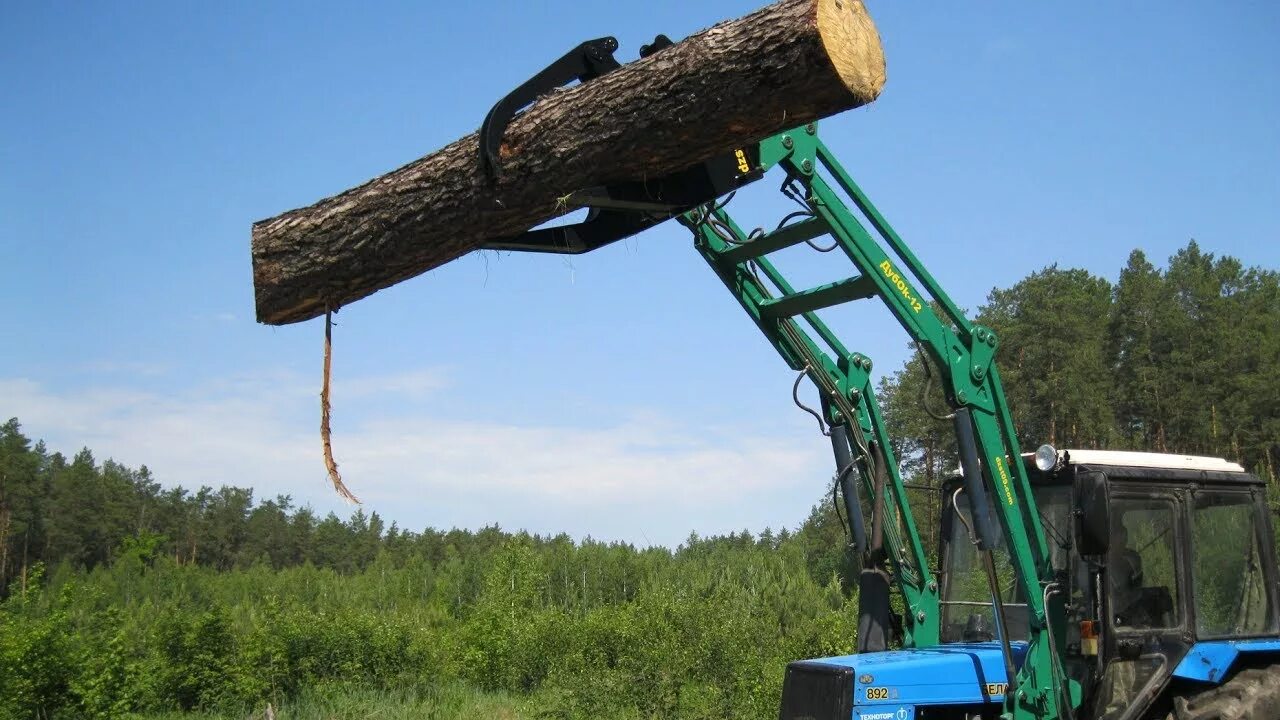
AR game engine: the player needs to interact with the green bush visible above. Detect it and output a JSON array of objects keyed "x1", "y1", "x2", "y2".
[{"x1": 1, "y1": 534, "x2": 867, "y2": 719}]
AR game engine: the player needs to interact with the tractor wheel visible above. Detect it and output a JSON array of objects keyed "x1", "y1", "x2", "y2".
[{"x1": 1166, "y1": 665, "x2": 1280, "y2": 720}]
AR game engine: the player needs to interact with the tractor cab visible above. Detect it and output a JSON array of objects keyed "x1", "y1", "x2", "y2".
[{"x1": 937, "y1": 448, "x2": 1280, "y2": 719}]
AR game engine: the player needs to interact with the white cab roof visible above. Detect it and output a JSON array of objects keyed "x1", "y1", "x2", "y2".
[{"x1": 1044, "y1": 449, "x2": 1246, "y2": 473}]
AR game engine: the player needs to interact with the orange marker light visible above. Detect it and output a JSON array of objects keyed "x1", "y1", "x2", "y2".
[{"x1": 1080, "y1": 620, "x2": 1099, "y2": 656}]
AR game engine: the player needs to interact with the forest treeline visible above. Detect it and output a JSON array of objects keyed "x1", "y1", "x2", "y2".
[
  {"x1": 1, "y1": 240, "x2": 1277, "y2": 719},
  {"x1": 880, "y1": 241, "x2": 1279, "y2": 488}
]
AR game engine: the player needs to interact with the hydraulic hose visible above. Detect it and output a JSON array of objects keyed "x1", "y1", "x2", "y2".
[{"x1": 953, "y1": 409, "x2": 1019, "y2": 705}]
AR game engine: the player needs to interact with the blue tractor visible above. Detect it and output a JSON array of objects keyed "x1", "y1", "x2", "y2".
[{"x1": 779, "y1": 449, "x2": 1280, "y2": 720}]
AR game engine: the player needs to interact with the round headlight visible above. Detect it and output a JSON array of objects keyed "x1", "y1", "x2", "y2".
[{"x1": 1034, "y1": 444, "x2": 1059, "y2": 472}]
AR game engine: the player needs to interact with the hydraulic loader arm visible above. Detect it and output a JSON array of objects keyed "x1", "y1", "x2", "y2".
[
  {"x1": 681, "y1": 125, "x2": 1076, "y2": 720},
  {"x1": 685, "y1": 193, "x2": 940, "y2": 649}
]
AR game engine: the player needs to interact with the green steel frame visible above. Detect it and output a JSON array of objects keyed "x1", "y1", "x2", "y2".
[{"x1": 681, "y1": 124, "x2": 1077, "y2": 720}]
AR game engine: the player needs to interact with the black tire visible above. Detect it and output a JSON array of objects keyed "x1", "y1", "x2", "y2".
[{"x1": 1167, "y1": 665, "x2": 1280, "y2": 720}]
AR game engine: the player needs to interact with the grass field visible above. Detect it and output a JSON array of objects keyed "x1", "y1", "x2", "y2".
[{"x1": 132, "y1": 683, "x2": 532, "y2": 720}]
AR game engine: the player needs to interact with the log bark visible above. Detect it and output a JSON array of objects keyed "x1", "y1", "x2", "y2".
[{"x1": 252, "y1": 0, "x2": 886, "y2": 325}]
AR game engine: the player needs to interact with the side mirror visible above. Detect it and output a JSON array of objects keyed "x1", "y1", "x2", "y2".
[{"x1": 1074, "y1": 470, "x2": 1110, "y2": 556}]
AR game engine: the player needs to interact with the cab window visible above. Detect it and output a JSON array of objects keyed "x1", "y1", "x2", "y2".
[
  {"x1": 939, "y1": 485, "x2": 1072, "y2": 643},
  {"x1": 1191, "y1": 491, "x2": 1277, "y2": 637},
  {"x1": 1109, "y1": 498, "x2": 1180, "y2": 630}
]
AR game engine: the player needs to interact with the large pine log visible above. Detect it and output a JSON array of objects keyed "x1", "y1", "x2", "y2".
[{"x1": 252, "y1": 0, "x2": 885, "y2": 325}]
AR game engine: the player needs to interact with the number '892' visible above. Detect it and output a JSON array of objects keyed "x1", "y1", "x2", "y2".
[{"x1": 865, "y1": 687, "x2": 890, "y2": 700}]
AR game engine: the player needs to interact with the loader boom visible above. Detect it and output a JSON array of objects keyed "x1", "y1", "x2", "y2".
[{"x1": 679, "y1": 125, "x2": 1073, "y2": 719}]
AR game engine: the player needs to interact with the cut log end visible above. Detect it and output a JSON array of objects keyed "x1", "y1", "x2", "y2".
[{"x1": 817, "y1": 0, "x2": 886, "y2": 103}]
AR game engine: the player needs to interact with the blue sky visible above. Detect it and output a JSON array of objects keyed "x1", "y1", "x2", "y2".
[{"x1": 2, "y1": 1, "x2": 1277, "y2": 547}]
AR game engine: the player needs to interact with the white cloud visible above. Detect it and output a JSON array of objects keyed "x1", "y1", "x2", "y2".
[
  {"x1": 79, "y1": 360, "x2": 172, "y2": 377},
  {"x1": 0, "y1": 371, "x2": 827, "y2": 546},
  {"x1": 338, "y1": 368, "x2": 450, "y2": 399},
  {"x1": 186, "y1": 311, "x2": 239, "y2": 324}
]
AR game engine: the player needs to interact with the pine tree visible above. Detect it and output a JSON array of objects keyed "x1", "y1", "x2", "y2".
[
  {"x1": 1108, "y1": 249, "x2": 1170, "y2": 449},
  {"x1": 0, "y1": 419, "x2": 41, "y2": 590},
  {"x1": 978, "y1": 265, "x2": 1116, "y2": 449}
]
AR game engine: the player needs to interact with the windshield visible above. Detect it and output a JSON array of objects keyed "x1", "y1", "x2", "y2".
[{"x1": 940, "y1": 484, "x2": 1073, "y2": 643}]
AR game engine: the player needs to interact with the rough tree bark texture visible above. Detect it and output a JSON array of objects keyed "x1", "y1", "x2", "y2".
[{"x1": 252, "y1": 0, "x2": 885, "y2": 325}]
